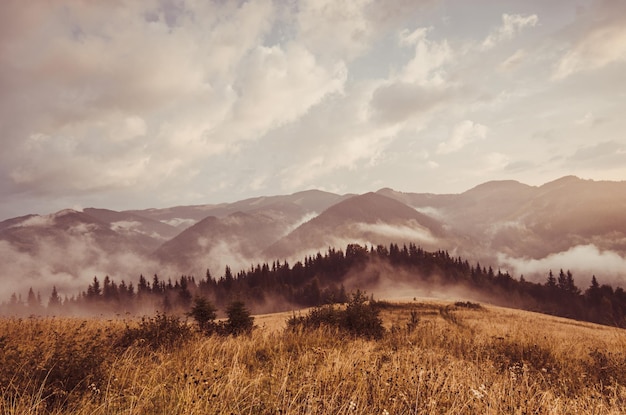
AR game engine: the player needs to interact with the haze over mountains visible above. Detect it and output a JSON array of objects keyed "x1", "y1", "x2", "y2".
[{"x1": 2, "y1": 176, "x2": 626, "y2": 299}]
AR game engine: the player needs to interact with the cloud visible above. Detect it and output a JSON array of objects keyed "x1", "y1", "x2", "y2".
[
  {"x1": 553, "y1": 24, "x2": 626, "y2": 80},
  {"x1": 225, "y1": 43, "x2": 347, "y2": 141},
  {"x1": 575, "y1": 112, "x2": 605, "y2": 127},
  {"x1": 370, "y1": 82, "x2": 451, "y2": 125},
  {"x1": 161, "y1": 218, "x2": 197, "y2": 229},
  {"x1": 279, "y1": 121, "x2": 400, "y2": 190},
  {"x1": 398, "y1": 27, "x2": 453, "y2": 86},
  {"x1": 552, "y1": 1, "x2": 626, "y2": 80},
  {"x1": 498, "y1": 48, "x2": 528, "y2": 72},
  {"x1": 110, "y1": 220, "x2": 142, "y2": 232},
  {"x1": 10, "y1": 215, "x2": 55, "y2": 228},
  {"x1": 0, "y1": 0, "x2": 346, "y2": 204},
  {"x1": 296, "y1": 0, "x2": 373, "y2": 62},
  {"x1": 0, "y1": 231, "x2": 161, "y2": 302},
  {"x1": 296, "y1": 0, "x2": 436, "y2": 62},
  {"x1": 355, "y1": 221, "x2": 438, "y2": 244},
  {"x1": 498, "y1": 244, "x2": 626, "y2": 286},
  {"x1": 482, "y1": 152, "x2": 510, "y2": 173},
  {"x1": 0, "y1": 0, "x2": 625, "y2": 222},
  {"x1": 437, "y1": 120, "x2": 488, "y2": 154},
  {"x1": 482, "y1": 13, "x2": 538, "y2": 50},
  {"x1": 565, "y1": 140, "x2": 626, "y2": 169}
]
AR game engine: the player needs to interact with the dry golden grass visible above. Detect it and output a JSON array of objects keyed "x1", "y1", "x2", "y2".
[{"x1": 2, "y1": 301, "x2": 626, "y2": 414}]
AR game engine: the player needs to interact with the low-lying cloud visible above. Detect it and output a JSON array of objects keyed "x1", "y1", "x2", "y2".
[
  {"x1": 0, "y1": 233, "x2": 161, "y2": 304},
  {"x1": 498, "y1": 244, "x2": 626, "y2": 287},
  {"x1": 355, "y1": 221, "x2": 438, "y2": 245}
]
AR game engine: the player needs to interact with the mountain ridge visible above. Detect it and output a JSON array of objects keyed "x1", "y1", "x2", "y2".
[{"x1": 2, "y1": 176, "x2": 626, "y2": 298}]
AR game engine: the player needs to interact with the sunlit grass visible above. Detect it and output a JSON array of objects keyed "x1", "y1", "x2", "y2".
[{"x1": 2, "y1": 302, "x2": 626, "y2": 414}]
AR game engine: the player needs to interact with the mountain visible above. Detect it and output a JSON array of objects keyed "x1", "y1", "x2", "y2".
[
  {"x1": 0, "y1": 210, "x2": 147, "y2": 292},
  {"x1": 3, "y1": 176, "x2": 626, "y2": 300},
  {"x1": 154, "y1": 201, "x2": 315, "y2": 275},
  {"x1": 126, "y1": 189, "x2": 348, "y2": 231},
  {"x1": 264, "y1": 192, "x2": 447, "y2": 260},
  {"x1": 83, "y1": 208, "x2": 180, "y2": 252},
  {"x1": 0, "y1": 210, "x2": 124, "y2": 254},
  {"x1": 379, "y1": 176, "x2": 626, "y2": 264}
]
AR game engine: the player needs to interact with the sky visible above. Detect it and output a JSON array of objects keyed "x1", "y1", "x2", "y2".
[{"x1": 1, "y1": 0, "x2": 625, "y2": 220}]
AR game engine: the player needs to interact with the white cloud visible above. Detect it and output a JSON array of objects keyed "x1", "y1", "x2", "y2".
[
  {"x1": 161, "y1": 218, "x2": 197, "y2": 229},
  {"x1": 498, "y1": 48, "x2": 528, "y2": 72},
  {"x1": 498, "y1": 244, "x2": 626, "y2": 286},
  {"x1": 10, "y1": 215, "x2": 55, "y2": 228},
  {"x1": 482, "y1": 13, "x2": 538, "y2": 50},
  {"x1": 398, "y1": 27, "x2": 453, "y2": 86},
  {"x1": 482, "y1": 152, "x2": 510, "y2": 173},
  {"x1": 112, "y1": 116, "x2": 147, "y2": 142},
  {"x1": 0, "y1": 0, "x2": 625, "y2": 223},
  {"x1": 280, "y1": 121, "x2": 400, "y2": 190},
  {"x1": 110, "y1": 221, "x2": 142, "y2": 232},
  {"x1": 437, "y1": 120, "x2": 488, "y2": 154},
  {"x1": 295, "y1": 0, "x2": 434, "y2": 62},
  {"x1": 355, "y1": 221, "x2": 438, "y2": 244},
  {"x1": 225, "y1": 43, "x2": 347, "y2": 141},
  {"x1": 0, "y1": 0, "x2": 348, "y2": 201},
  {"x1": 553, "y1": 24, "x2": 626, "y2": 80},
  {"x1": 297, "y1": 0, "x2": 373, "y2": 61}
]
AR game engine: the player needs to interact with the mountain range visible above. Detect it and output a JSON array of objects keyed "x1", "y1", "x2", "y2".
[{"x1": 2, "y1": 176, "x2": 626, "y2": 298}]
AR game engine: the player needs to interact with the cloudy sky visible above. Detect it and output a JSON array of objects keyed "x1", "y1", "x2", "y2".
[{"x1": 1, "y1": 0, "x2": 625, "y2": 220}]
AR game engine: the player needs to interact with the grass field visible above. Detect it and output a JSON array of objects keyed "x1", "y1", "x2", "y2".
[{"x1": 2, "y1": 300, "x2": 626, "y2": 414}]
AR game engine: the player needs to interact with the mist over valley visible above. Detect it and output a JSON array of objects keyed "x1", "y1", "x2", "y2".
[{"x1": 2, "y1": 176, "x2": 626, "y2": 319}]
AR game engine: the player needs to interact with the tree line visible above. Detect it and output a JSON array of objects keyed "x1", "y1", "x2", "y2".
[{"x1": 2, "y1": 242, "x2": 626, "y2": 327}]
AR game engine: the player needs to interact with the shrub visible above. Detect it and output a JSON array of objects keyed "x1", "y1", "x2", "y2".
[
  {"x1": 116, "y1": 312, "x2": 193, "y2": 350},
  {"x1": 222, "y1": 300, "x2": 254, "y2": 336},
  {"x1": 187, "y1": 296, "x2": 217, "y2": 333},
  {"x1": 287, "y1": 290, "x2": 384, "y2": 339},
  {"x1": 342, "y1": 290, "x2": 385, "y2": 339},
  {"x1": 454, "y1": 301, "x2": 482, "y2": 309}
]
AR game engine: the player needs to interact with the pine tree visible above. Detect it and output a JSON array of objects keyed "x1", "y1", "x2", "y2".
[
  {"x1": 138, "y1": 274, "x2": 150, "y2": 294},
  {"x1": 187, "y1": 296, "x2": 217, "y2": 332},
  {"x1": 48, "y1": 286, "x2": 61, "y2": 309},
  {"x1": 86, "y1": 276, "x2": 102, "y2": 298},
  {"x1": 586, "y1": 275, "x2": 602, "y2": 306},
  {"x1": 27, "y1": 287, "x2": 38, "y2": 308},
  {"x1": 225, "y1": 300, "x2": 254, "y2": 335}
]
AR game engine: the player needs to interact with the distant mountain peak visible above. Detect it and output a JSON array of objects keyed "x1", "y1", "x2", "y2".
[
  {"x1": 464, "y1": 179, "x2": 531, "y2": 194},
  {"x1": 541, "y1": 175, "x2": 583, "y2": 188}
]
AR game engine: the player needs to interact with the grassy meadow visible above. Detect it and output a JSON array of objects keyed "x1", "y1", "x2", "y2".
[{"x1": 2, "y1": 301, "x2": 626, "y2": 414}]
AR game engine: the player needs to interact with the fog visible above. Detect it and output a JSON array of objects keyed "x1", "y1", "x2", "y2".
[
  {"x1": 498, "y1": 244, "x2": 626, "y2": 287},
  {"x1": 0, "y1": 234, "x2": 163, "y2": 304},
  {"x1": 161, "y1": 217, "x2": 197, "y2": 229},
  {"x1": 355, "y1": 221, "x2": 438, "y2": 245},
  {"x1": 341, "y1": 258, "x2": 506, "y2": 307}
]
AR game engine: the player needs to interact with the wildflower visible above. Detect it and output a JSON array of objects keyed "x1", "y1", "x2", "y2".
[
  {"x1": 470, "y1": 388, "x2": 484, "y2": 400},
  {"x1": 349, "y1": 401, "x2": 357, "y2": 411},
  {"x1": 382, "y1": 409, "x2": 390, "y2": 415}
]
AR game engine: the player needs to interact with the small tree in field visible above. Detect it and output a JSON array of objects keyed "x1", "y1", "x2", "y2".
[
  {"x1": 286, "y1": 289, "x2": 385, "y2": 339},
  {"x1": 187, "y1": 296, "x2": 217, "y2": 333},
  {"x1": 342, "y1": 290, "x2": 384, "y2": 339},
  {"x1": 224, "y1": 300, "x2": 254, "y2": 335}
]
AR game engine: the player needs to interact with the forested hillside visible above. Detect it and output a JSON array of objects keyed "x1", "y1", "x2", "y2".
[{"x1": 4, "y1": 243, "x2": 626, "y2": 328}]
